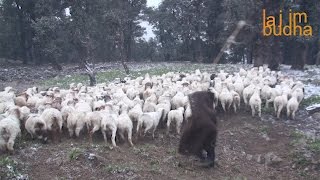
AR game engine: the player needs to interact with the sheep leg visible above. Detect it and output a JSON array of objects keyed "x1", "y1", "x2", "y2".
[
  {"x1": 144, "y1": 123, "x2": 153, "y2": 137},
  {"x1": 75, "y1": 127, "x2": 83, "y2": 137},
  {"x1": 136, "y1": 120, "x2": 141, "y2": 135},
  {"x1": 127, "y1": 129, "x2": 134, "y2": 146},
  {"x1": 251, "y1": 105, "x2": 255, "y2": 117},
  {"x1": 152, "y1": 126, "x2": 156, "y2": 139},
  {"x1": 176, "y1": 121, "x2": 182, "y2": 135},
  {"x1": 233, "y1": 103, "x2": 237, "y2": 113},
  {"x1": 166, "y1": 118, "x2": 172, "y2": 135},
  {"x1": 68, "y1": 128, "x2": 74, "y2": 138},
  {"x1": 102, "y1": 130, "x2": 108, "y2": 144},
  {"x1": 277, "y1": 105, "x2": 283, "y2": 119},
  {"x1": 111, "y1": 127, "x2": 117, "y2": 147},
  {"x1": 7, "y1": 135, "x2": 17, "y2": 153},
  {"x1": 258, "y1": 105, "x2": 261, "y2": 117},
  {"x1": 292, "y1": 110, "x2": 296, "y2": 120},
  {"x1": 221, "y1": 102, "x2": 226, "y2": 112},
  {"x1": 274, "y1": 103, "x2": 278, "y2": 117},
  {"x1": 287, "y1": 108, "x2": 291, "y2": 119}
]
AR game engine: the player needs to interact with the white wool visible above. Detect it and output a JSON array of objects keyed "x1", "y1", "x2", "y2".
[
  {"x1": 100, "y1": 111, "x2": 118, "y2": 147},
  {"x1": 116, "y1": 111, "x2": 134, "y2": 146},
  {"x1": 126, "y1": 87, "x2": 139, "y2": 100},
  {"x1": 60, "y1": 105, "x2": 75, "y2": 127},
  {"x1": 0, "y1": 107, "x2": 21, "y2": 152},
  {"x1": 287, "y1": 95, "x2": 299, "y2": 120},
  {"x1": 249, "y1": 87, "x2": 262, "y2": 117},
  {"x1": 85, "y1": 111, "x2": 102, "y2": 139},
  {"x1": 75, "y1": 101, "x2": 92, "y2": 113},
  {"x1": 167, "y1": 107, "x2": 184, "y2": 134},
  {"x1": 40, "y1": 108, "x2": 63, "y2": 133},
  {"x1": 219, "y1": 85, "x2": 233, "y2": 112},
  {"x1": 171, "y1": 92, "x2": 188, "y2": 109},
  {"x1": 233, "y1": 78, "x2": 244, "y2": 97},
  {"x1": 137, "y1": 108, "x2": 164, "y2": 139},
  {"x1": 26, "y1": 95, "x2": 40, "y2": 108},
  {"x1": 291, "y1": 88, "x2": 304, "y2": 104},
  {"x1": 208, "y1": 87, "x2": 219, "y2": 109},
  {"x1": 67, "y1": 110, "x2": 87, "y2": 137},
  {"x1": 93, "y1": 100, "x2": 106, "y2": 111},
  {"x1": 230, "y1": 90, "x2": 241, "y2": 113},
  {"x1": 128, "y1": 104, "x2": 143, "y2": 123},
  {"x1": 143, "y1": 87, "x2": 155, "y2": 100},
  {"x1": 25, "y1": 114, "x2": 47, "y2": 139},
  {"x1": 265, "y1": 86, "x2": 282, "y2": 108},
  {"x1": 274, "y1": 94, "x2": 288, "y2": 118},
  {"x1": 243, "y1": 84, "x2": 255, "y2": 106},
  {"x1": 143, "y1": 101, "x2": 156, "y2": 112},
  {"x1": 19, "y1": 106, "x2": 31, "y2": 122}
]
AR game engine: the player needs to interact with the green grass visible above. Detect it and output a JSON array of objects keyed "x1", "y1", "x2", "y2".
[
  {"x1": 301, "y1": 96, "x2": 320, "y2": 107},
  {"x1": 307, "y1": 139, "x2": 320, "y2": 153},
  {"x1": 291, "y1": 151, "x2": 309, "y2": 167},
  {"x1": 68, "y1": 148, "x2": 82, "y2": 160},
  {"x1": 0, "y1": 156, "x2": 21, "y2": 179},
  {"x1": 259, "y1": 126, "x2": 269, "y2": 134},
  {"x1": 40, "y1": 63, "x2": 233, "y2": 89}
]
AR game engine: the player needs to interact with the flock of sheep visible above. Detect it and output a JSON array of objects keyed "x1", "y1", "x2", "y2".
[{"x1": 0, "y1": 66, "x2": 305, "y2": 153}]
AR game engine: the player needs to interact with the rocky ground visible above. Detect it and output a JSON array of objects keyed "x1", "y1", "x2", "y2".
[{"x1": 0, "y1": 60, "x2": 320, "y2": 179}]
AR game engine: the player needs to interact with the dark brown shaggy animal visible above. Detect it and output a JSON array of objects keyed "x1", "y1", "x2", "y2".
[{"x1": 178, "y1": 90, "x2": 217, "y2": 167}]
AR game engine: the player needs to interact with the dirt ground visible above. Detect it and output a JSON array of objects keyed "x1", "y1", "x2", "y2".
[{"x1": 0, "y1": 61, "x2": 320, "y2": 180}]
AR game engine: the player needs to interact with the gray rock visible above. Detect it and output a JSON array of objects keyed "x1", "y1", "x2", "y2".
[
  {"x1": 312, "y1": 112, "x2": 320, "y2": 120},
  {"x1": 246, "y1": 154, "x2": 253, "y2": 161},
  {"x1": 264, "y1": 152, "x2": 283, "y2": 166}
]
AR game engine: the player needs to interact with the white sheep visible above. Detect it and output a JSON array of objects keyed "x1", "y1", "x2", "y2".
[
  {"x1": 171, "y1": 92, "x2": 188, "y2": 109},
  {"x1": 85, "y1": 111, "x2": 102, "y2": 142},
  {"x1": 0, "y1": 107, "x2": 21, "y2": 153},
  {"x1": 243, "y1": 84, "x2": 255, "y2": 106},
  {"x1": 219, "y1": 84, "x2": 233, "y2": 112},
  {"x1": 167, "y1": 107, "x2": 184, "y2": 134},
  {"x1": 100, "y1": 111, "x2": 118, "y2": 147},
  {"x1": 67, "y1": 110, "x2": 87, "y2": 138},
  {"x1": 274, "y1": 94, "x2": 288, "y2": 118},
  {"x1": 117, "y1": 111, "x2": 134, "y2": 146},
  {"x1": 137, "y1": 108, "x2": 165, "y2": 139},
  {"x1": 230, "y1": 90, "x2": 241, "y2": 113},
  {"x1": 287, "y1": 95, "x2": 299, "y2": 120},
  {"x1": 25, "y1": 115, "x2": 47, "y2": 141},
  {"x1": 128, "y1": 104, "x2": 143, "y2": 123},
  {"x1": 249, "y1": 87, "x2": 262, "y2": 117},
  {"x1": 40, "y1": 108, "x2": 63, "y2": 142}
]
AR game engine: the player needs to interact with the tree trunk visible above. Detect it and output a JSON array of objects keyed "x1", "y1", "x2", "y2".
[
  {"x1": 316, "y1": 41, "x2": 320, "y2": 66},
  {"x1": 291, "y1": 42, "x2": 307, "y2": 70}
]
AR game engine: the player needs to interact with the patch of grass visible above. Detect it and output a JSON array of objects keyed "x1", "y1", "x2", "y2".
[
  {"x1": 40, "y1": 63, "x2": 218, "y2": 89},
  {"x1": 166, "y1": 148, "x2": 177, "y2": 155},
  {"x1": 259, "y1": 126, "x2": 268, "y2": 134},
  {"x1": 68, "y1": 148, "x2": 82, "y2": 160},
  {"x1": 42, "y1": 74, "x2": 88, "y2": 89},
  {"x1": 301, "y1": 96, "x2": 320, "y2": 107},
  {"x1": 307, "y1": 140, "x2": 320, "y2": 153},
  {"x1": 104, "y1": 164, "x2": 135, "y2": 174},
  {"x1": 290, "y1": 131, "x2": 306, "y2": 147},
  {"x1": 132, "y1": 146, "x2": 149, "y2": 157},
  {"x1": 0, "y1": 156, "x2": 21, "y2": 179},
  {"x1": 291, "y1": 152, "x2": 309, "y2": 167}
]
